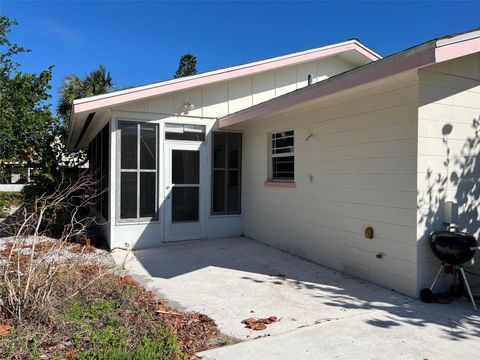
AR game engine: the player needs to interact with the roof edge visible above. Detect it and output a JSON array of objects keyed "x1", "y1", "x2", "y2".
[
  {"x1": 73, "y1": 40, "x2": 380, "y2": 113},
  {"x1": 67, "y1": 39, "x2": 380, "y2": 149},
  {"x1": 219, "y1": 30, "x2": 480, "y2": 128}
]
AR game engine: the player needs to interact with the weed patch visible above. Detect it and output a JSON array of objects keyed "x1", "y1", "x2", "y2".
[{"x1": 0, "y1": 241, "x2": 219, "y2": 359}]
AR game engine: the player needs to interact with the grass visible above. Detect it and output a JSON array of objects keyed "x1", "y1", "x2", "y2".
[
  {"x1": 61, "y1": 295, "x2": 184, "y2": 360},
  {"x1": 1, "y1": 268, "x2": 187, "y2": 359}
]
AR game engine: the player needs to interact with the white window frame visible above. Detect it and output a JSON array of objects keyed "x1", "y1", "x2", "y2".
[
  {"x1": 117, "y1": 120, "x2": 159, "y2": 223},
  {"x1": 270, "y1": 130, "x2": 294, "y2": 182}
]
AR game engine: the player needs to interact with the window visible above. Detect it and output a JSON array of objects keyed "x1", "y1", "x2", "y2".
[
  {"x1": 118, "y1": 121, "x2": 158, "y2": 220},
  {"x1": 165, "y1": 123, "x2": 206, "y2": 141},
  {"x1": 212, "y1": 132, "x2": 241, "y2": 215},
  {"x1": 271, "y1": 130, "x2": 294, "y2": 181}
]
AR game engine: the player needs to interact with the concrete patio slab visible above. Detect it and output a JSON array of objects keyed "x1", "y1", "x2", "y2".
[
  {"x1": 111, "y1": 237, "x2": 480, "y2": 359},
  {"x1": 199, "y1": 299, "x2": 480, "y2": 359}
]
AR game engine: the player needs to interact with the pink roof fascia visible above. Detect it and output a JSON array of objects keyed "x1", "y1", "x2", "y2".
[
  {"x1": 67, "y1": 41, "x2": 379, "y2": 149},
  {"x1": 435, "y1": 35, "x2": 480, "y2": 62},
  {"x1": 72, "y1": 42, "x2": 379, "y2": 115},
  {"x1": 219, "y1": 47, "x2": 436, "y2": 128},
  {"x1": 219, "y1": 34, "x2": 480, "y2": 128}
]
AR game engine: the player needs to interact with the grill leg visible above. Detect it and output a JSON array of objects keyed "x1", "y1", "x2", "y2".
[
  {"x1": 459, "y1": 267, "x2": 477, "y2": 312},
  {"x1": 430, "y1": 264, "x2": 445, "y2": 291}
]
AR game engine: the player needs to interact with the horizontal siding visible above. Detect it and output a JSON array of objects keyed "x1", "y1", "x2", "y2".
[
  {"x1": 242, "y1": 72, "x2": 420, "y2": 297},
  {"x1": 417, "y1": 53, "x2": 480, "y2": 291}
]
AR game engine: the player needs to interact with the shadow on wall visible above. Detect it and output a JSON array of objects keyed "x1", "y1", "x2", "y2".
[{"x1": 417, "y1": 116, "x2": 480, "y2": 290}]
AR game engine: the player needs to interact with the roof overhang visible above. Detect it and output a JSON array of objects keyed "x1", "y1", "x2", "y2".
[
  {"x1": 67, "y1": 40, "x2": 380, "y2": 150},
  {"x1": 219, "y1": 29, "x2": 480, "y2": 128}
]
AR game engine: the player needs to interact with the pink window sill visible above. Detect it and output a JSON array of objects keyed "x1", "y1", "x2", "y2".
[{"x1": 264, "y1": 181, "x2": 296, "y2": 188}]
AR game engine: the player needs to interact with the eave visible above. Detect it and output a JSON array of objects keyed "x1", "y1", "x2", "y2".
[{"x1": 219, "y1": 30, "x2": 480, "y2": 128}]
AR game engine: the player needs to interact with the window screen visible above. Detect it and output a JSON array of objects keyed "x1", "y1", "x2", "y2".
[
  {"x1": 119, "y1": 121, "x2": 158, "y2": 220},
  {"x1": 212, "y1": 132, "x2": 241, "y2": 215}
]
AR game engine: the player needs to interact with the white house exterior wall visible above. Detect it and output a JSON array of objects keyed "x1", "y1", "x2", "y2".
[
  {"x1": 417, "y1": 53, "x2": 480, "y2": 291},
  {"x1": 239, "y1": 71, "x2": 420, "y2": 296},
  {"x1": 106, "y1": 55, "x2": 359, "y2": 249}
]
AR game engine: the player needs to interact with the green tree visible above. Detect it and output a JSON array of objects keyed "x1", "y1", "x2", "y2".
[
  {"x1": 173, "y1": 53, "x2": 197, "y2": 78},
  {"x1": 58, "y1": 65, "x2": 113, "y2": 129},
  {"x1": 0, "y1": 15, "x2": 56, "y2": 165}
]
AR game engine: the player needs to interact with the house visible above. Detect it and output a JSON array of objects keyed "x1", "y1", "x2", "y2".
[
  {"x1": 67, "y1": 29, "x2": 480, "y2": 298},
  {"x1": 0, "y1": 163, "x2": 33, "y2": 192}
]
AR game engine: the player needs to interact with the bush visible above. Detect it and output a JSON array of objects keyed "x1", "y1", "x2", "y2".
[
  {"x1": 0, "y1": 192, "x2": 22, "y2": 218},
  {"x1": 21, "y1": 168, "x2": 91, "y2": 237}
]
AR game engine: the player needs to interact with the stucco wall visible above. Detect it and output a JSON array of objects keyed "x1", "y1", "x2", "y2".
[
  {"x1": 417, "y1": 53, "x2": 480, "y2": 291},
  {"x1": 239, "y1": 71, "x2": 420, "y2": 296}
]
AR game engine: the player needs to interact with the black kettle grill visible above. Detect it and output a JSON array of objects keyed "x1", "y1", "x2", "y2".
[
  {"x1": 430, "y1": 230, "x2": 477, "y2": 265},
  {"x1": 424, "y1": 225, "x2": 479, "y2": 311}
]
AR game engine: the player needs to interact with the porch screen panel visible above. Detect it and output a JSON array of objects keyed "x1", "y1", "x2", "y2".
[
  {"x1": 119, "y1": 121, "x2": 158, "y2": 220},
  {"x1": 120, "y1": 172, "x2": 137, "y2": 218},
  {"x1": 100, "y1": 123, "x2": 109, "y2": 219},
  {"x1": 88, "y1": 123, "x2": 110, "y2": 220},
  {"x1": 212, "y1": 132, "x2": 241, "y2": 215}
]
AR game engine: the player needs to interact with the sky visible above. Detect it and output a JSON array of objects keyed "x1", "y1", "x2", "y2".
[{"x1": 1, "y1": 1, "x2": 480, "y2": 113}]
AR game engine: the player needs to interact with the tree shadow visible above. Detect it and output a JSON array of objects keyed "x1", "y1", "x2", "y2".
[
  {"x1": 128, "y1": 236, "x2": 480, "y2": 342},
  {"x1": 417, "y1": 116, "x2": 480, "y2": 291},
  {"x1": 238, "y1": 263, "x2": 480, "y2": 341}
]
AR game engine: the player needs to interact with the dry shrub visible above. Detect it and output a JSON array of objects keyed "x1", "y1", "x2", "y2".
[
  {"x1": 0, "y1": 172, "x2": 103, "y2": 323},
  {"x1": 0, "y1": 173, "x2": 220, "y2": 358}
]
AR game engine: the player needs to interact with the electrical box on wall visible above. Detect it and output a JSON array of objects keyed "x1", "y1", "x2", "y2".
[
  {"x1": 443, "y1": 201, "x2": 458, "y2": 225},
  {"x1": 364, "y1": 227, "x2": 374, "y2": 240}
]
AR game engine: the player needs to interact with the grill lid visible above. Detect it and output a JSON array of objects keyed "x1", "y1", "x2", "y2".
[{"x1": 429, "y1": 230, "x2": 478, "y2": 265}]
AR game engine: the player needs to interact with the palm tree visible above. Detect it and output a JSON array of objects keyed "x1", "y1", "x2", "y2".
[{"x1": 58, "y1": 65, "x2": 112, "y2": 129}]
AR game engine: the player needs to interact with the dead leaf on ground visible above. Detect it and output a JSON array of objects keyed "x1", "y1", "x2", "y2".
[
  {"x1": 0, "y1": 324, "x2": 12, "y2": 336},
  {"x1": 122, "y1": 275, "x2": 134, "y2": 284},
  {"x1": 241, "y1": 316, "x2": 278, "y2": 330},
  {"x1": 250, "y1": 322, "x2": 267, "y2": 330},
  {"x1": 66, "y1": 349, "x2": 77, "y2": 360}
]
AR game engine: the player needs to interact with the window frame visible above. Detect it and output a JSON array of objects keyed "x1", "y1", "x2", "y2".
[
  {"x1": 269, "y1": 129, "x2": 295, "y2": 182},
  {"x1": 117, "y1": 120, "x2": 159, "y2": 223},
  {"x1": 211, "y1": 131, "x2": 242, "y2": 216}
]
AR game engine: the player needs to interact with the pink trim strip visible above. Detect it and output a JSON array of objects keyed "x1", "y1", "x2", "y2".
[
  {"x1": 435, "y1": 36, "x2": 480, "y2": 63},
  {"x1": 219, "y1": 48, "x2": 436, "y2": 128},
  {"x1": 73, "y1": 43, "x2": 378, "y2": 115},
  {"x1": 220, "y1": 36, "x2": 480, "y2": 128},
  {"x1": 68, "y1": 42, "x2": 379, "y2": 149},
  {"x1": 264, "y1": 181, "x2": 296, "y2": 188}
]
